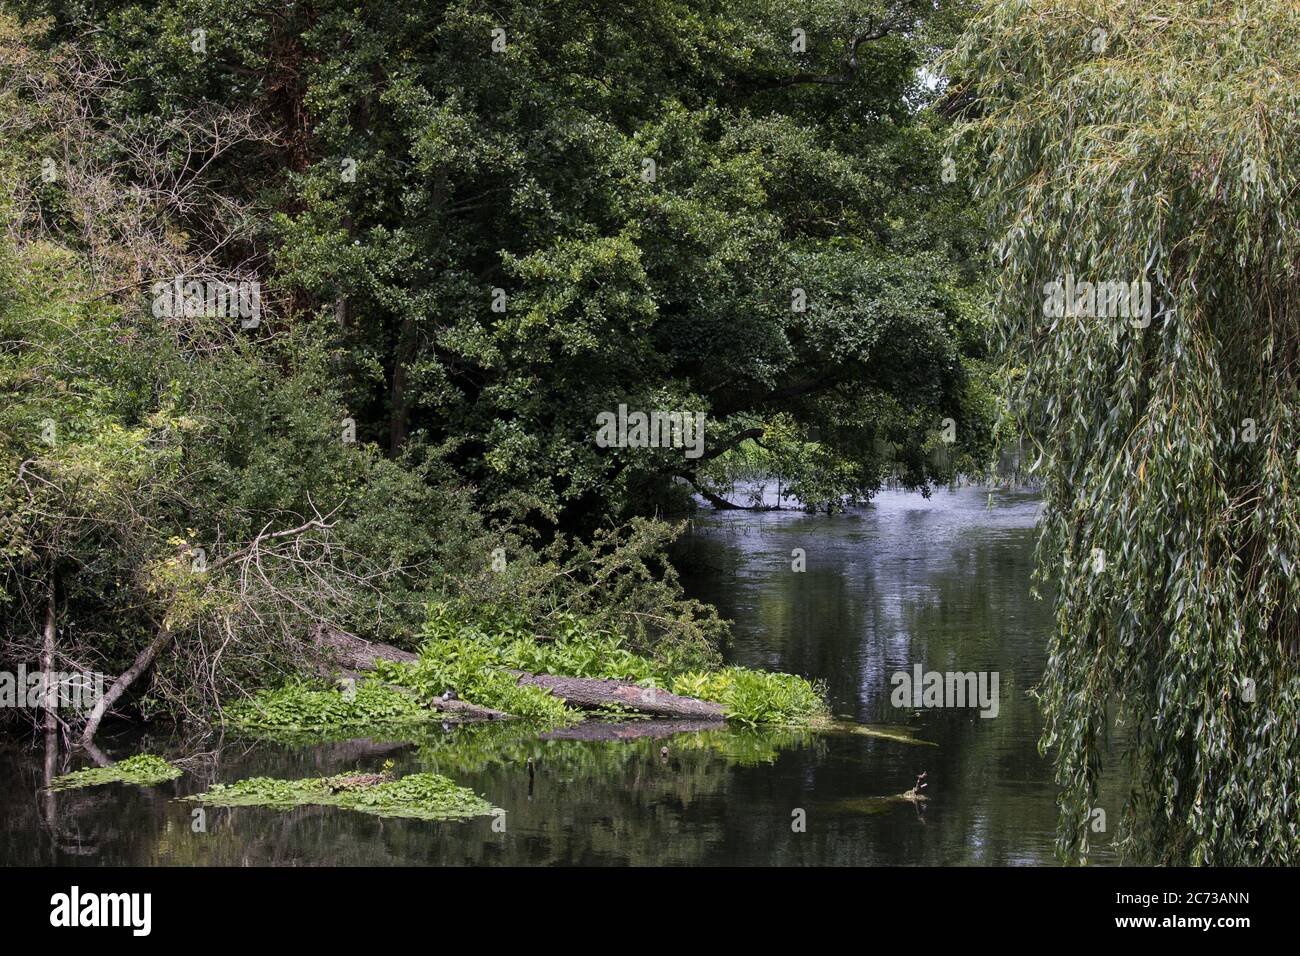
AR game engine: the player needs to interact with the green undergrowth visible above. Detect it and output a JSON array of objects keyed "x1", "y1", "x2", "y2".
[
  {"x1": 234, "y1": 606, "x2": 827, "y2": 735},
  {"x1": 225, "y1": 679, "x2": 439, "y2": 734},
  {"x1": 185, "y1": 770, "x2": 497, "y2": 821},
  {"x1": 49, "y1": 754, "x2": 182, "y2": 790},
  {"x1": 372, "y1": 626, "x2": 578, "y2": 726},
  {"x1": 377, "y1": 605, "x2": 828, "y2": 727},
  {"x1": 666, "y1": 667, "x2": 828, "y2": 727}
]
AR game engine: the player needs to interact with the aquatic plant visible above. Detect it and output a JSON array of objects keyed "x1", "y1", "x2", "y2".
[
  {"x1": 371, "y1": 635, "x2": 576, "y2": 727},
  {"x1": 412, "y1": 605, "x2": 828, "y2": 727},
  {"x1": 670, "y1": 668, "x2": 828, "y2": 727},
  {"x1": 185, "y1": 770, "x2": 496, "y2": 821},
  {"x1": 225, "y1": 679, "x2": 436, "y2": 733},
  {"x1": 49, "y1": 754, "x2": 182, "y2": 790}
]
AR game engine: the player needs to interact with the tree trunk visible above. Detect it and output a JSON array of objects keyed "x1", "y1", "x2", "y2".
[
  {"x1": 309, "y1": 627, "x2": 509, "y2": 720},
  {"x1": 80, "y1": 626, "x2": 173, "y2": 746},
  {"x1": 41, "y1": 578, "x2": 57, "y2": 734},
  {"x1": 388, "y1": 313, "x2": 417, "y2": 454},
  {"x1": 509, "y1": 670, "x2": 725, "y2": 719},
  {"x1": 681, "y1": 476, "x2": 778, "y2": 511}
]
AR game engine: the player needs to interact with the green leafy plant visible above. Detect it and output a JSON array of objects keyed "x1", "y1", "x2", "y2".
[
  {"x1": 225, "y1": 680, "x2": 435, "y2": 733},
  {"x1": 398, "y1": 604, "x2": 828, "y2": 727},
  {"x1": 186, "y1": 770, "x2": 497, "y2": 821},
  {"x1": 49, "y1": 754, "x2": 182, "y2": 790}
]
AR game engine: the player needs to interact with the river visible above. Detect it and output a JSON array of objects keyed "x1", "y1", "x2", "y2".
[{"x1": 0, "y1": 486, "x2": 1115, "y2": 865}]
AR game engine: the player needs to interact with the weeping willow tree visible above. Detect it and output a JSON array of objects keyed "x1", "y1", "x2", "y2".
[{"x1": 951, "y1": 0, "x2": 1299, "y2": 864}]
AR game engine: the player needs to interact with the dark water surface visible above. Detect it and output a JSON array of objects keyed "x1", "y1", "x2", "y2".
[{"x1": 1, "y1": 486, "x2": 1110, "y2": 866}]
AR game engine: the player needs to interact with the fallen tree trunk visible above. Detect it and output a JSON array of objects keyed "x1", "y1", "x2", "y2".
[
  {"x1": 509, "y1": 670, "x2": 725, "y2": 720},
  {"x1": 80, "y1": 626, "x2": 173, "y2": 746},
  {"x1": 311, "y1": 625, "x2": 417, "y2": 668},
  {"x1": 311, "y1": 627, "x2": 509, "y2": 720},
  {"x1": 312, "y1": 627, "x2": 725, "y2": 721}
]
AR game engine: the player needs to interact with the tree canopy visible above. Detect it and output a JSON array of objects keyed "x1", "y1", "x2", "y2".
[{"x1": 19, "y1": 0, "x2": 991, "y2": 525}]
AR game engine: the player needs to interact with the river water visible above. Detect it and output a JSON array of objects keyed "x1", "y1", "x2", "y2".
[{"x1": 0, "y1": 486, "x2": 1113, "y2": 866}]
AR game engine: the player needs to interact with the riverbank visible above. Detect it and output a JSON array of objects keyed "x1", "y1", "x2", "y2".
[{"x1": 2, "y1": 488, "x2": 1122, "y2": 866}]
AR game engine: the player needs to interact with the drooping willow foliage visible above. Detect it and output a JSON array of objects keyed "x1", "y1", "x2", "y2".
[{"x1": 951, "y1": 0, "x2": 1299, "y2": 864}]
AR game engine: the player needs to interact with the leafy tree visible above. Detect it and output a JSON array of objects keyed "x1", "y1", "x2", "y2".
[
  {"x1": 21, "y1": 0, "x2": 991, "y2": 526},
  {"x1": 952, "y1": 0, "x2": 1299, "y2": 863},
  {"x1": 0, "y1": 23, "x2": 726, "y2": 733}
]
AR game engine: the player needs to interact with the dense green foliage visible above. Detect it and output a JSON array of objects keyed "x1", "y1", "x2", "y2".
[
  {"x1": 953, "y1": 0, "x2": 1299, "y2": 863},
  {"x1": 187, "y1": 769, "x2": 498, "y2": 821},
  {"x1": 21, "y1": 0, "x2": 1291, "y2": 870},
  {"x1": 226, "y1": 680, "x2": 443, "y2": 734},
  {"x1": 236, "y1": 604, "x2": 826, "y2": 731},
  {"x1": 2, "y1": 1, "x2": 984, "y2": 732},
  {"x1": 13, "y1": 0, "x2": 990, "y2": 524},
  {"x1": 49, "y1": 754, "x2": 182, "y2": 790}
]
